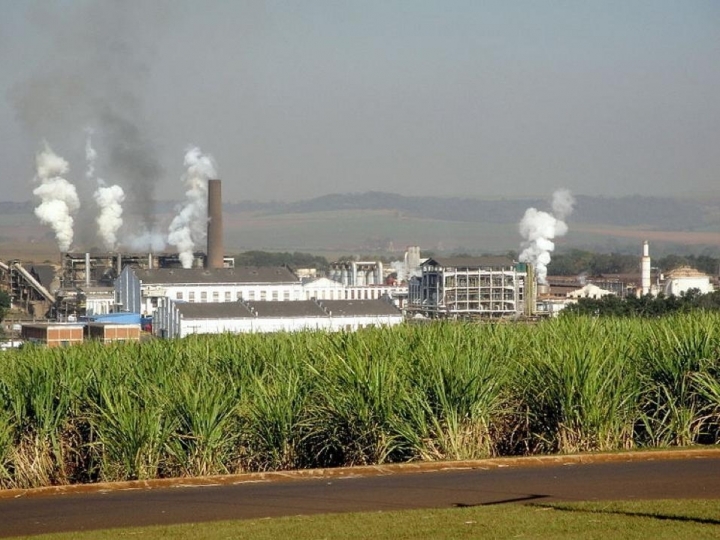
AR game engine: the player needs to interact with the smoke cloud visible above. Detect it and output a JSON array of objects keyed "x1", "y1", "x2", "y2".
[
  {"x1": 9, "y1": 2, "x2": 171, "y2": 242},
  {"x1": 167, "y1": 147, "x2": 217, "y2": 268},
  {"x1": 94, "y1": 185, "x2": 125, "y2": 251},
  {"x1": 33, "y1": 146, "x2": 80, "y2": 252},
  {"x1": 125, "y1": 229, "x2": 167, "y2": 253},
  {"x1": 86, "y1": 134, "x2": 126, "y2": 251},
  {"x1": 518, "y1": 189, "x2": 575, "y2": 284}
]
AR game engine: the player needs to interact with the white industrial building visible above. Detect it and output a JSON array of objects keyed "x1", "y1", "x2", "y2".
[
  {"x1": 114, "y1": 266, "x2": 411, "y2": 317},
  {"x1": 80, "y1": 287, "x2": 115, "y2": 316},
  {"x1": 566, "y1": 283, "x2": 615, "y2": 299},
  {"x1": 662, "y1": 267, "x2": 714, "y2": 296},
  {"x1": 407, "y1": 256, "x2": 530, "y2": 318},
  {"x1": 328, "y1": 261, "x2": 384, "y2": 286},
  {"x1": 302, "y1": 277, "x2": 408, "y2": 307},
  {"x1": 115, "y1": 267, "x2": 303, "y2": 316},
  {"x1": 154, "y1": 298, "x2": 404, "y2": 338}
]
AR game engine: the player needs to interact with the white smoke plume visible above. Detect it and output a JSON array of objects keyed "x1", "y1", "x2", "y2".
[
  {"x1": 85, "y1": 130, "x2": 97, "y2": 180},
  {"x1": 389, "y1": 260, "x2": 422, "y2": 283},
  {"x1": 126, "y1": 229, "x2": 167, "y2": 252},
  {"x1": 390, "y1": 260, "x2": 406, "y2": 283},
  {"x1": 518, "y1": 189, "x2": 575, "y2": 284},
  {"x1": 94, "y1": 185, "x2": 125, "y2": 251},
  {"x1": 33, "y1": 146, "x2": 81, "y2": 252},
  {"x1": 86, "y1": 133, "x2": 125, "y2": 251},
  {"x1": 167, "y1": 147, "x2": 217, "y2": 268}
]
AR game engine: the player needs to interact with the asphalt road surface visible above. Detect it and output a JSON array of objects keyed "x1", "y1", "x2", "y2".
[{"x1": 2, "y1": 457, "x2": 719, "y2": 537}]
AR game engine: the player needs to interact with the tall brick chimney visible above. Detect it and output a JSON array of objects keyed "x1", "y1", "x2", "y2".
[{"x1": 206, "y1": 179, "x2": 224, "y2": 269}]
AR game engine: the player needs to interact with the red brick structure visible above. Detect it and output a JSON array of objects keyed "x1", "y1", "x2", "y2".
[
  {"x1": 21, "y1": 324, "x2": 84, "y2": 347},
  {"x1": 85, "y1": 323, "x2": 141, "y2": 344}
]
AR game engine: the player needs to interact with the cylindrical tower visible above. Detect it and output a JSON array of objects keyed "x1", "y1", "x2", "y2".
[
  {"x1": 84, "y1": 252, "x2": 91, "y2": 287},
  {"x1": 207, "y1": 179, "x2": 224, "y2": 269},
  {"x1": 641, "y1": 240, "x2": 651, "y2": 296}
]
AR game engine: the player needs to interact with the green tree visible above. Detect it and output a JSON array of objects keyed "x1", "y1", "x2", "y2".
[
  {"x1": 562, "y1": 289, "x2": 720, "y2": 318},
  {"x1": 234, "y1": 251, "x2": 329, "y2": 271}
]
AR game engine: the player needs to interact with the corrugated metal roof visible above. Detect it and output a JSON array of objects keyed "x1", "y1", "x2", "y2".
[
  {"x1": 249, "y1": 301, "x2": 328, "y2": 318},
  {"x1": 316, "y1": 299, "x2": 401, "y2": 317},
  {"x1": 175, "y1": 300, "x2": 402, "y2": 320},
  {"x1": 86, "y1": 322, "x2": 140, "y2": 328},
  {"x1": 423, "y1": 256, "x2": 515, "y2": 269},
  {"x1": 136, "y1": 267, "x2": 298, "y2": 285},
  {"x1": 176, "y1": 301, "x2": 327, "y2": 319},
  {"x1": 665, "y1": 266, "x2": 709, "y2": 279},
  {"x1": 176, "y1": 302, "x2": 255, "y2": 319},
  {"x1": 21, "y1": 323, "x2": 85, "y2": 329}
]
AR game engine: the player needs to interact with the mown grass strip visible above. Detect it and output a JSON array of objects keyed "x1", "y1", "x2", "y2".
[{"x1": 7, "y1": 499, "x2": 720, "y2": 540}]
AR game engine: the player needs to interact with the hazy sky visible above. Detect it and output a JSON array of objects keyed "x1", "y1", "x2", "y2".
[{"x1": 1, "y1": 0, "x2": 719, "y2": 203}]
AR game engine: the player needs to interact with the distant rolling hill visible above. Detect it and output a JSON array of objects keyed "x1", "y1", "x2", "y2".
[
  {"x1": 222, "y1": 193, "x2": 720, "y2": 257},
  {"x1": 2, "y1": 193, "x2": 720, "y2": 261}
]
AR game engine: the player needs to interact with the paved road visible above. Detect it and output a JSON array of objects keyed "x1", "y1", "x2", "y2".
[{"x1": 2, "y1": 457, "x2": 719, "y2": 537}]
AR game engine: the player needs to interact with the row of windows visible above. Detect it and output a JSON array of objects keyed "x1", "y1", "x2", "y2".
[
  {"x1": 308, "y1": 289, "x2": 386, "y2": 300},
  {"x1": 174, "y1": 290, "x2": 293, "y2": 302},
  {"x1": 169, "y1": 288, "x2": 389, "y2": 303}
]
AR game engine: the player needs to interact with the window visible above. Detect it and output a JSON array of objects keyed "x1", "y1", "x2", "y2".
[
  {"x1": 236, "y1": 292, "x2": 243, "y2": 301},
  {"x1": 176, "y1": 291, "x2": 184, "y2": 300},
  {"x1": 272, "y1": 291, "x2": 279, "y2": 301},
  {"x1": 189, "y1": 291, "x2": 195, "y2": 302},
  {"x1": 200, "y1": 291, "x2": 207, "y2": 302},
  {"x1": 260, "y1": 291, "x2": 267, "y2": 301},
  {"x1": 284, "y1": 290, "x2": 290, "y2": 301},
  {"x1": 248, "y1": 291, "x2": 256, "y2": 300},
  {"x1": 225, "y1": 291, "x2": 231, "y2": 301},
  {"x1": 213, "y1": 291, "x2": 220, "y2": 302}
]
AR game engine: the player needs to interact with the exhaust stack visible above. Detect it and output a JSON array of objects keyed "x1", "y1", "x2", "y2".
[
  {"x1": 641, "y1": 240, "x2": 651, "y2": 296},
  {"x1": 206, "y1": 179, "x2": 224, "y2": 269}
]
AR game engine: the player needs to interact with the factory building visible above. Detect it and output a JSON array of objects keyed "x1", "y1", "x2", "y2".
[
  {"x1": 663, "y1": 267, "x2": 714, "y2": 296},
  {"x1": 407, "y1": 256, "x2": 530, "y2": 318},
  {"x1": 115, "y1": 266, "x2": 303, "y2": 316},
  {"x1": 79, "y1": 286, "x2": 115, "y2": 316},
  {"x1": 154, "y1": 298, "x2": 403, "y2": 338},
  {"x1": 329, "y1": 261, "x2": 384, "y2": 286},
  {"x1": 302, "y1": 277, "x2": 408, "y2": 308}
]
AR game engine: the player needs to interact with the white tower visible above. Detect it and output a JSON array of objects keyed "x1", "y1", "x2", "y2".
[{"x1": 641, "y1": 240, "x2": 651, "y2": 296}]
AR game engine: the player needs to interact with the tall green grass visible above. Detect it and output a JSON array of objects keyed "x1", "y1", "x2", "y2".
[
  {"x1": 1, "y1": 313, "x2": 719, "y2": 489},
  {"x1": 517, "y1": 318, "x2": 640, "y2": 453}
]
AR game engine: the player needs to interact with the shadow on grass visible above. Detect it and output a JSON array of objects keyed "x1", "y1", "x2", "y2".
[
  {"x1": 533, "y1": 503, "x2": 720, "y2": 526},
  {"x1": 454, "y1": 494, "x2": 548, "y2": 507}
]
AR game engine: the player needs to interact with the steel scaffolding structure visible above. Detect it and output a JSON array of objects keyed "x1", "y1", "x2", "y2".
[{"x1": 408, "y1": 256, "x2": 530, "y2": 318}]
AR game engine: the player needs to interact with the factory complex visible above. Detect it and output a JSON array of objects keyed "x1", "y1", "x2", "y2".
[{"x1": 1, "y1": 178, "x2": 716, "y2": 347}]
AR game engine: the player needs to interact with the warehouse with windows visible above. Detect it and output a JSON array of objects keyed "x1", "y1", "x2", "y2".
[
  {"x1": 115, "y1": 266, "x2": 304, "y2": 316},
  {"x1": 154, "y1": 298, "x2": 404, "y2": 338}
]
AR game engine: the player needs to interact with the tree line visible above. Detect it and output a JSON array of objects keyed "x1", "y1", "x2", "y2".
[
  {"x1": 550, "y1": 249, "x2": 720, "y2": 277},
  {"x1": 562, "y1": 289, "x2": 720, "y2": 317},
  {"x1": 233, "y1": 251, "x2": 330, "y2": 271}
]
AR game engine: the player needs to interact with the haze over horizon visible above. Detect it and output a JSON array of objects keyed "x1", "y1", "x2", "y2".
[{"x1": 1, "y1": 1, "x2": 718, "y2": 204}]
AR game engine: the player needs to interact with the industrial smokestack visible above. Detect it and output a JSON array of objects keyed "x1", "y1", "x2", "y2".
[
  {"x1": 206, "y1": 179, "x2": 224, "y2": 269},
  {"x1": 641, "y1": 240, "x2": 651, "y2": 297}
]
